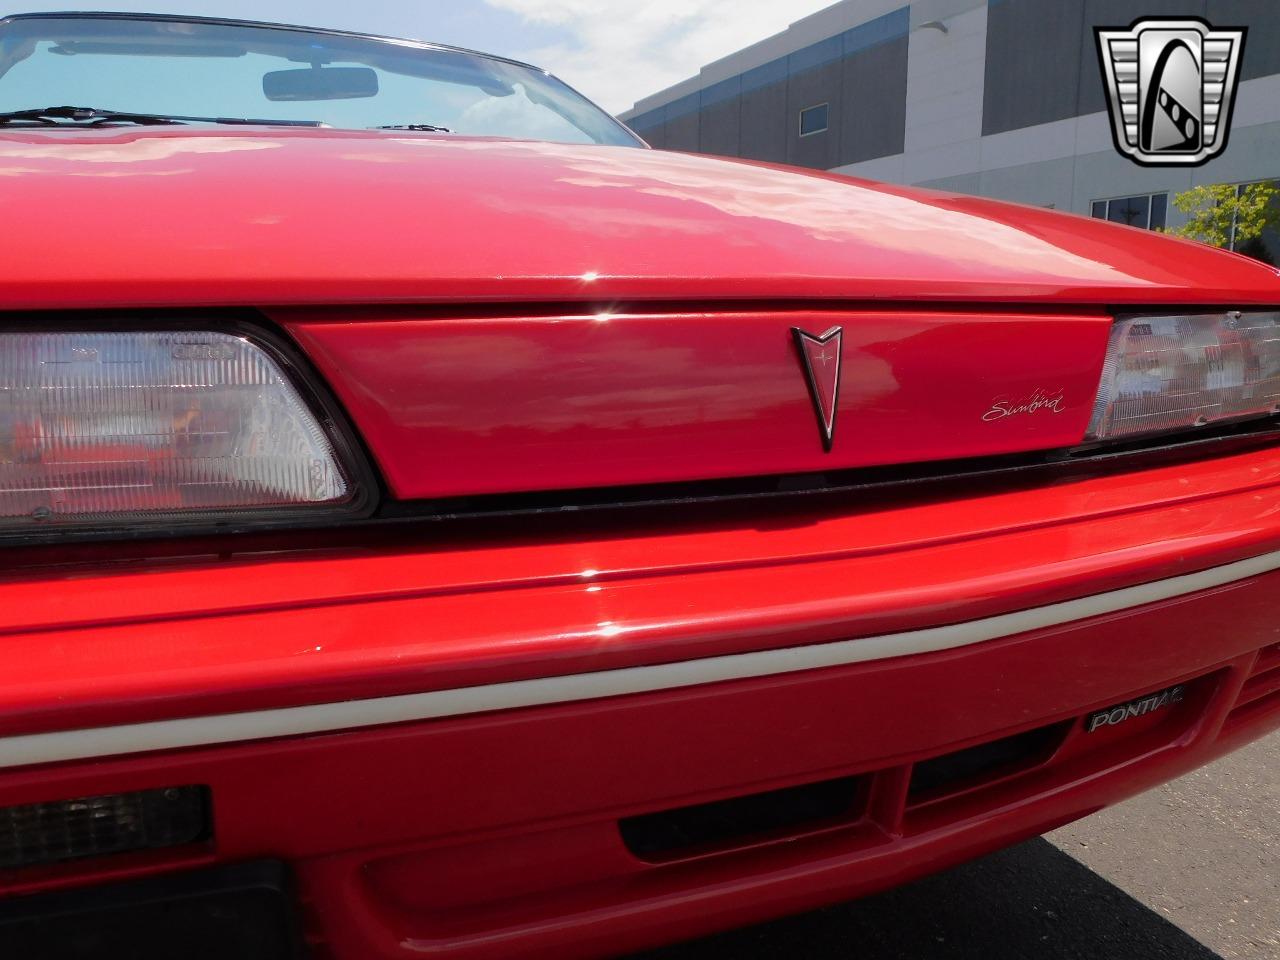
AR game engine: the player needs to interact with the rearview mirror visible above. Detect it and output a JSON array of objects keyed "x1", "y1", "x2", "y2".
[{"x1": 263, "y1": 66, "x2": 379, "y2": 101}]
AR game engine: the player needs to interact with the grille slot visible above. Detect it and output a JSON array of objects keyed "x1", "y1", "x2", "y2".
[
  {"x1": 1240, "y1": 643, "x2": 1280, "y2": 705},
  {"x1": 0, "y1": 786, "x2": 211, "y2": 871},
  {"x1": 908, "y1": 722, "x2": 1071, "y2": 804},
  {"x1": 1238, "y1": 663, "x2": 1280, "y2": 709},
  {"x1": 0, "y1": 861, "x2": 301, "y2": 960},
  {"x1": 619, "y1": 776, "x2": 865, "y2": 862},
  {"x1": 1227, "y1": 643, "x2": 1280, "y2": 723}
]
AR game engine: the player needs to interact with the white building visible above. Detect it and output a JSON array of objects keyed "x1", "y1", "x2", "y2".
[{"x1": 620, "y1": 0, "x2": 1280, "y2": 257}]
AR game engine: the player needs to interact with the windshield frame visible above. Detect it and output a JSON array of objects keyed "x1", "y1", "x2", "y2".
[{"x1": 0, "y1": 10, "x2": 649, "y2": 146}]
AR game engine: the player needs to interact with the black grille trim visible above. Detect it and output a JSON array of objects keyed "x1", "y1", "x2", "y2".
[
  {"x1": 0, "y1": 860, "x2": 303, "y2": 960},
  {"x1": 619, "y1": 776, "x2": 866, "y2": 862},
  {"x1": 908, "y1": 722, "x2": 1072, "y2": 804},
  {"x1": 374, "y1": 420, "x2": 1280, "y2": 525}
]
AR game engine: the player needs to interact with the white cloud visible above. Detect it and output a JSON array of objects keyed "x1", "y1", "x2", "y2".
[{"x1": 484, "y1": 0, "x2": 842, "y2": 114}]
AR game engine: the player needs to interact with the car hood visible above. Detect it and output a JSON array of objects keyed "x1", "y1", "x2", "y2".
[{"x1": 2, "y1": 126, "x2": 1278, "y2": 310}]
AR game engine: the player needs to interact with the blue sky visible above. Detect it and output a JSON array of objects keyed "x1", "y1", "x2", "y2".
[
  {"x1": 5, "y1": 2, "x2": 561, "y2": 60},
  {"x1": 4, "y1": 1, "x2": 839, "y2": 112}
]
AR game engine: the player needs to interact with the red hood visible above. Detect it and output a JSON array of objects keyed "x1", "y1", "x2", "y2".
[{"x1": 1, "y1": 126, "x2": 1277, "y2": 310}]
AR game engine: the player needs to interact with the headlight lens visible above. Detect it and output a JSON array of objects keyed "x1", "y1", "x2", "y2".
[
  {"x1": 1087, "y1": 312, "x2": 1280, "y2": 442},
  {"x1": 0, "y1": 330, "x2": 362, "y2": 532}
]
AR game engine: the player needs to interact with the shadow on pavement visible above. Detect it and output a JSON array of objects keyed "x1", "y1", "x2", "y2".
[{"x1": 631, "y1": 838, "x2": 1221, "y2": 959}]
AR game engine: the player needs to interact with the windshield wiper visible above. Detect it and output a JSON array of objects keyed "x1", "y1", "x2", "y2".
[
  {"x1": 0, "y1": 106, "x2": 181, "y2": 126},
  {"x1": 0, "y1": 106, "x2": 326, "y2": 127},
  {"x1": 374, "y1": 123, "x2": 451, "y2": 133}
]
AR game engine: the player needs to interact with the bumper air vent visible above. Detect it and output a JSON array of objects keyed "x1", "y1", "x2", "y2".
[
  {"x1": 0, "y1": 861, "x2": 302, "y2": 960},
  {"x1": 1225, "y1": 643, "x2": 1280, "y2": 732},
  {"x1": 907, "y1": 721, "x2": 1072, "y2": 805},
  {"x1": 619, "y1": 775, "x2": 867, "y2": 862}
]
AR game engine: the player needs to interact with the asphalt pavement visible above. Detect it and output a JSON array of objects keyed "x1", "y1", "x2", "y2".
[{"x1": 635, "y1": 731, "x2": 1278, "y2": 960}]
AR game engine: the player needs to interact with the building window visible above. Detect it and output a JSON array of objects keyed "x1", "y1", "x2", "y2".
[
  {"x1": 1228, "y1": 181, "x2": 1280, "y2": 264},
  {"x1": 799, "y1": 103, "x2": 829, "y2": 137},
  {"x1": 1090, "y1": 193, "x2": 1168, "y2": 231}
]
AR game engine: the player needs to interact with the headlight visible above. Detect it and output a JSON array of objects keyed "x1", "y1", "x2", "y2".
[
  {"x1": 1087, "y1": 312, "x2": 1280, "y2": 442},
  {"x1": 0, "y1": 328, "x2": 369, "y2": 535}
]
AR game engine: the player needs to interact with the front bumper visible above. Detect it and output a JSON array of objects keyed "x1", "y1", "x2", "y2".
[{"x1": 3, "y1": 444, "x2": 1280, "y2": 957}]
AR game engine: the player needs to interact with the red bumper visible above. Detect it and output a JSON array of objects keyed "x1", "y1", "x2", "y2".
[{"x1": 3, "y1": 444, "x2": 1280, "y2": 957}]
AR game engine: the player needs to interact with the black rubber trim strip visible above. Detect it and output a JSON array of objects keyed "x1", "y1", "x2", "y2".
[{"x1": 372, "y1": 419, "x2": 1280, "y2": 524}]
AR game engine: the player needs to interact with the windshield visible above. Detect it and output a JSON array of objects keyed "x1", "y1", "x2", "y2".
[{"x1": 0, "y1": 13, "x2": 642, "y2": 145}]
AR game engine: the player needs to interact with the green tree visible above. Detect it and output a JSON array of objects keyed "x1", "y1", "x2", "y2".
[{"x1": 1165, "y1": 182, "x2": 1279, "y2": 256}]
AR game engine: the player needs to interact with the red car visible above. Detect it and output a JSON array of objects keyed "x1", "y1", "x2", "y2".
[{"x1": 1, "y1": 11, "x2": 1278, "y2": 959}]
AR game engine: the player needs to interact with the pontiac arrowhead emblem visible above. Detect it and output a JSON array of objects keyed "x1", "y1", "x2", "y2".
[{"x1": 792, "y1": 326, "x2": 843, "y2": 452}]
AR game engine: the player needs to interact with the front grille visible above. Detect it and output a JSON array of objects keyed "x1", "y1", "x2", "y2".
[
  {"x1": 908, "y1": 721, "x2": 1072, "y2": 804},
  {"x1": 1229, "y1": 643, "x2": 1280, "y2": 721},
  {"x1": 619, "y1": 776, "x2": 866, "y2": 862},
  {"x1": 0, "y1": 861, "x2": 302, "y2": 960},
  {"x1": 0, "y1": 786, "x2": 211, "y2": 871}
]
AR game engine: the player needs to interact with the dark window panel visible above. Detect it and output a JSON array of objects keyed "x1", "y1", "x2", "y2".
[
  {"x1": 1207, "y1": 2, "x2": 1280, "y2": 80},
  {"x1": 1231, "y1": 181, "x2": 1279, "y2": 253},
  {"x1": 664, "y1": 117, "x2": 699, "y2": 151},
  {"x1": 740, "y1": 78, "x2": 788, "y2": 163},
  {"x1": 699, "y1": 95, "x2": 741, "y2": 158},
  {"x1": 1108, "y1": 194, "x2": 1151, "y2": 228},
  {"x1": 1241, "y1": 215, "x2": 1280, "y2": 265},
  {"x1": 626, "y1": 110, "x2": 665, "y2": 147},
  {"x1": 800, "y1": 103, "x2": 829, "y2": 136},
  {"x1": 638, "y1": 4, "x2": 910, "y2": 167},
  {"x1": 787, "y1": 59, "x2": 842, "y2": 168},
  {"x1": 839, "y1": 35, "x2": 908, "y2": 164},
  {"x1": 698, "y1": 75, "x2": 742, "y2": 158},
  {"x1": 664, "y1": 94, "x2": 700, "y2": 152},
  {"x1": 1092, "y1": 193, "x2": 1169, "y2": 230},
  {"x1": 1150, "y1": 193, "x2": 1169, "y2": 230},
  {"x1": 983, "y1": 0, "x2": 1086, "y2": 136}
]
